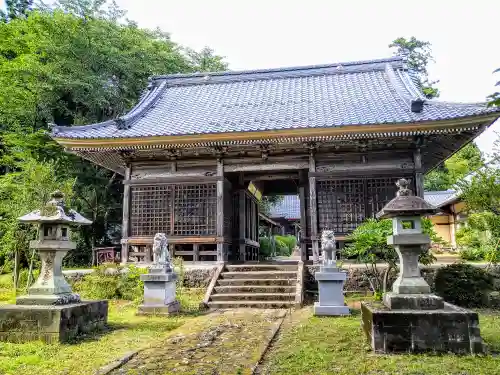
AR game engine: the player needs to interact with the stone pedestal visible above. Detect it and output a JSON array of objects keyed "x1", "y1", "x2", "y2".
[
  {"x1": 0, "y1": 300, "x2": 108, "y2": 343},
  {"x1": 361, "y1": 302, "x2": 483, "y2": 354},
  {"x1": 138, "y1": 267, "x2": 180, "y2": 316},
  {"x1": 314, "y1": 266, "x2": 349, "y2": 316}
]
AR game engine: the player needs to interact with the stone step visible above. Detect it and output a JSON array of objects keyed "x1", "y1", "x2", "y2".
[
  {"x1": 216, "y1": 278, "x2": 296, "y2": 286},
  {"x1": 207, "y1": 300, "x2": 295, "y2": 309},
  {"x1": 226, "y1": 264, "x2": 298, "y2": 272},
  {"x1": 220, "y1": 271, "x2": 297, "y2": 280},
  {"x1": 210, "y1": 293, "x2": 295, "y2": 301},
  {"x1": 214, "y1": 285, "x2": 296, "y2": 294}
]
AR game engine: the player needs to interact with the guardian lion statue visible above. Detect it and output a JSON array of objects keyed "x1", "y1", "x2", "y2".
[
  {"x1": 152, "y1": 233, "x2": 171, "y2": 266},
  {"x1": 321, "y1": 230, "x2": 336, "y2": 266}
]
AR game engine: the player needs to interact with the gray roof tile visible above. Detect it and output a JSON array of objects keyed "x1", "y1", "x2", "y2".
[
  {"x1": 423, "y1": 190, "x2": 458, "y2": 208},
  {"x1": 269, "y1": 195, "x2": 300, "y2": 220},
  {"x1": 52, "y1": 57, "x2": 500, "y2": 139}
]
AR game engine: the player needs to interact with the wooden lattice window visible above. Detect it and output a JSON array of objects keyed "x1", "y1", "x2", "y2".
[
  {"x1": 317, "y1": 177, "x2": 413, "y2": 234},
  {"x1": 130, "y1": 185, "x2": 171, "y2": 236},
  {"x1": 130, "y1": 183, "x2": 217, "y2": 237},
  {"x1": 172, "y1": 184, "x2": 217, "y2": 236},
  {"x1": 317, "y1": 179, "x2": 365, "y2": 234}
]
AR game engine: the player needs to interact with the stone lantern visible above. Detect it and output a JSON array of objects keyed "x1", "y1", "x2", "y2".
[
  {"x1": 361, "y1": 179, "x2": 484, "y2": 354},
  {"x1": 0, "y1": 191, "x2": 108, "y2": 343},
  {"x1": 17, "y1": 191, "x2": 91, "y2": 305}
]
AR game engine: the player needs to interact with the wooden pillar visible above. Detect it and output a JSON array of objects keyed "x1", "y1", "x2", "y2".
[
  {"x1": 216, "y1": 158, "x2": 225, "y2": 263},
  {"x1": 193, "y1": 244, "x2": 200, "y2": 262},
  {"x1": 309, "y1": 153, "x2": 319, "y2": 263},
  {"x1": 299, "y1": 170, "x2": 308, "y2": 262},
  {"x1": 239, "y1": 173, "x2": 246, "y2": 262},
  {"x1": 413, "y1": 148, "x2": 424, "y2": 198},
  {"x1": 121, "y1": 165, "x2": 131, "y2": 264}
]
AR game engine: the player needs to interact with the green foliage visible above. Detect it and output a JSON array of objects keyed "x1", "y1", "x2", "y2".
[
  {"x1": 259, "y1": 235, "x2": 295, "y2": 259},
  {"x1": 71, "y1": 263, "x2": 147, "y2": 301},
  {"x1": 275, "y1": 235, "x2": 297, "y2": 256},
  {"x1": 259, "y1": 195, "x2": 284, "y2": 215},
  {"x1": 389, "y1": 36, "x2": 439, "y2": 99},
  {"x1": 0, "y1": 157, "x2": 75, "y2": 270},
  {"x1": 488, "y1": 67, "x2": 500, "y2": 107},
  {"x1": 424, "y1": 143, "x2": 484, "y2": 191},
  {"x1": 434, "y1": 264, "x2": 494, "y2": 307},
  {"x1": 345, "y1": 218, "x2": 439, "y2": 294},
  {"x1": 0, "y1": 0, "x2": 227, "y2": 269}
]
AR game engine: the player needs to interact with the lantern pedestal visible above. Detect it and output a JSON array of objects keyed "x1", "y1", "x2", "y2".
[{"x1": 0, "y1": 301, "x2": 108, "y2": 343}]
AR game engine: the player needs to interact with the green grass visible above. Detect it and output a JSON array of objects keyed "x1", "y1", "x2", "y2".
[
  {"x1": 261, "y1": 305, "x2": 500, "y2": 375},
  {"x1": 0, "y1": 287, "x2": 205, "y2": 375}
]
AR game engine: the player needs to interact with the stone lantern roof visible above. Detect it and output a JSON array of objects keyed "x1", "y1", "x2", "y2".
[
  {"x1": 376, "y1": 179, "x2": 438, "y2": 219},
  {"x1": 18, "y1": 190, "x2": 92, "y2": 225}
]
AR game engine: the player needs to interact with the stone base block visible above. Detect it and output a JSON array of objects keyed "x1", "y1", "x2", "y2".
[
  {"x1": 383, "y1": 293, "x2": 444, "y2": 310},
  {"x1": 137, "y1": 300, "x2": 180, "y2": 316},
  {"x1": 16, "y1": 293, "x2": 81, "y2": 306},
  {"x1": 0, "y1": 300, "x2": 108, "y2": 343},
  {"x1": 314, "y1": 302, "x2": 350, "y2": 316},
  {"x1": 361, "y1": 301, "x2": 483, "y2": 354}
]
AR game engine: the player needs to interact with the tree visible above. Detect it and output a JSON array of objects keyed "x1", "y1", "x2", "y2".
[
  {"x1": 424, "y1": 143, "x2": 484, "y2": 191},
  {"x1": 389, "y1": 36, "x2": 439, "y2": 99},
  {"x1": 0, "y1": 0, "x2": 227, "y2": 268},
  {"x1": 0, "y1": 0, "x2": 33, "y2": 22},
  {"x1": 488, "y1": 68, "x2": 500, "y2": 107}
]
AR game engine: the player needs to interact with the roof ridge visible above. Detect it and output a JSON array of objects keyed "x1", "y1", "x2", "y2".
[{"x1": 151, "y1": 56, "x2": 404, "y2": 81}]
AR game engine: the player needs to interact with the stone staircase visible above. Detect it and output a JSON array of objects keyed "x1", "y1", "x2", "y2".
[{"x1": 206, "y1": 263, "x2": 301, "y2": 309}]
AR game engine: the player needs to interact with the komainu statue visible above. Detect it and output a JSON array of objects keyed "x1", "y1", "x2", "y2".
[
  {"x1": 321, "y1": 230, "x2": 336, "y2": 266},
  {"x1": 152, "y1": 233, "x2": 171, "y2": 266}
]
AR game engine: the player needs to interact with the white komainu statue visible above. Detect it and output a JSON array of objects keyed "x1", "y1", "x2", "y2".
[
  {"x1": 321, "y1": 230, "x2": 336, "y2": 266},
  {"x1": 152, "y1": 233, "x2": 171, "y2": 266}
]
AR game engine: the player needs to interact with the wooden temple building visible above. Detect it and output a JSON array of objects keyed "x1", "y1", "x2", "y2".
[{"x1": 52, "y1": 56, "x2": 500, "y2": 264}]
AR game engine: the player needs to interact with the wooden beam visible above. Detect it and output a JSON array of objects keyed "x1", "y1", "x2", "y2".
[
  {"x1": 224, "y1": 161, "x2": 308, "y2": 173},
  {"x1": 309, "y1": 153, "x2": 319, "y2": 263},
  {"x1": 124, "y1": 176, "x2": 222, "y2": 185},
  {"x1": 216, "y1": 158, "x2": 225, "y2": 262},
  {"x1": 120, "y1": 165, "x2": 131, "y2": 264},
  {"x1": 413, "y1": 148, "x2": 424, "y2": 198}
]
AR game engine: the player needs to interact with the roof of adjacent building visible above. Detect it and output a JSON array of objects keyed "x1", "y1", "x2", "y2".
[
  {"x1": 423, "y1": 190, "x2": 459, "y2": 208},
  {"x1": 269, "y1": 190, "x2": 460, "y2": 220},
  {"x1": 268, "y1": 195, "x2": 300, "y2": 220},
  {"x1": 52, "y1": 56, "x2": 500, "y2": 140}
]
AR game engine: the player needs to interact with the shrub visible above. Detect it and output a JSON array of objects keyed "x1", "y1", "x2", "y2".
[
  {"x1": 72, "y1": 263, "x2": 148, "y2": 301},
  {"x1": 434, "y1": 264, "x2": 494, "y2": 307},
  {"x1": 275, "y1": 235, "x2": 297, "y2": 256}
]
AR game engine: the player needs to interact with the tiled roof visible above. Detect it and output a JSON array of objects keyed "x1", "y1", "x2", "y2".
[
  {"x1": 52, "y1": 56, "x2": 500, "y2": 140},
  {"x1": 268, "y1": 195, "x2": 300, "y2": 220},
  {"x1": 423, "y1": 190, "x2": 458, "y2": 208}
]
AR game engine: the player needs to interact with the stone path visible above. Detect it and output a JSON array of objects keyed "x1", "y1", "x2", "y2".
[{"x1": 108, "y1": 309, "x2": 287, "y2": 375}]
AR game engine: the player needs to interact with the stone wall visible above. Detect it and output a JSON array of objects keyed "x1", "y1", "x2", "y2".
[{"x1": 305, "y1": 265, "x2": 439, "y2": 294}]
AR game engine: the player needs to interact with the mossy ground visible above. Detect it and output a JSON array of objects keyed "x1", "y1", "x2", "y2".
[
  {"x1": 0, "y1": 285, "x2": 204, "y2": 375},
  {"x1": 257, "y1": 297, "x2": 500, "y2": 375}
]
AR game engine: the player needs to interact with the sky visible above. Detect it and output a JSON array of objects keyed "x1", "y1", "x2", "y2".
[{"x1": 116, "y1": 0, "x2": 500, "y2": 160}]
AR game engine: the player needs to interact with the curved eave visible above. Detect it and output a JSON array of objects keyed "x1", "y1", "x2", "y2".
[{"x1": 53, "y1": 113, "x2": 499, "y2": 150}]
